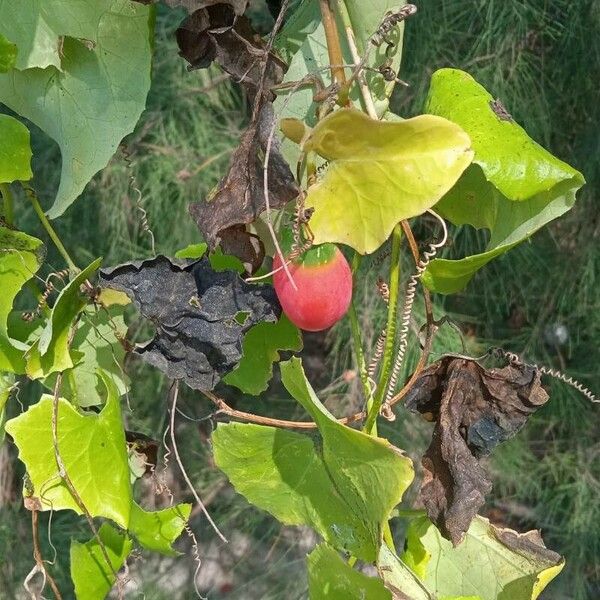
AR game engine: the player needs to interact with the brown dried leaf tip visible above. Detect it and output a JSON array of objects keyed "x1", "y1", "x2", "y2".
[{"x1": 405, "y1": 357, "x2": 548, "y2": 545}]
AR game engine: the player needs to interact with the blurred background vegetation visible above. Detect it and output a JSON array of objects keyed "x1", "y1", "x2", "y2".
[{"x1": 1, "y1": 0, "x2": 599, "y2": 598}]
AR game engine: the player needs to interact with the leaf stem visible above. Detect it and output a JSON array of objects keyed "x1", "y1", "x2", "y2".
[
  {"x1": 0, "y1": 183, "x2": 15, "y2": 226},
  {"x1": 318, "y1": 0, "x2": 349, "y2": 104},
  {"x1": 364, "y1": 224, "x2": 402, "y2": 434},
  {"x1": 22, "y1": 184, "x2": 78, "y2": 273}
]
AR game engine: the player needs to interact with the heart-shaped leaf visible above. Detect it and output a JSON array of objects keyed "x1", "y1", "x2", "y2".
[
  {"x1": 422, "y1": 69, "x2": 584, "y2": 293},
  {"x1": 302, "y1": 108, "x2": 473, "y2": 254},
  {"x1": 213, "y1": 358, "x2": 414, "y2": 561}
]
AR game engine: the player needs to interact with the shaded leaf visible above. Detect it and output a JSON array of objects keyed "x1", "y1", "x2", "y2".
[
  {"x1": 27, "y1": 259, "x2": 102, "y2": 379},
  {"x1": 167, "y1": 0, "x2": 248, "y2": 13},
  {"x1": 0, "y1": 372, "x2": 14, "y2": 441},
  {"x1": 213, "y1": 358, "x2": 414, "y2": 561},
  {"x1": 223, "y1": 313, "x2": 302, "y2": 395},
  {"x1": 402, "y1": 515, "x2": 564, "y2": 600},
  {"x1": 126, "y1": 430, "x2": 159, "y2": 480},
  {"x1": 404, "y1": 357, "x2": 548, "y2": 544},
  {"x1": 70, "y1": 523, "x2": 132, "y2": 600},
  {"x1": 0, "y1": 0, "x2": 153, "y2": 217},
  {"x1": 99, "y1": 255, "x2": 280, "y2": 390},
  {"x1": 5, "y1": 371, "x2": 132, "y2": 527},
  {"x1": 0, "y1": 226, "x2": 44, "y2": 373},
  {"x1": 0, "y1": 115, "x2": 32, "y2": 183},
  {"x1": 129, "y1": 502, "x2": 191, "y2": 556},
  {"x1": 423, "y1": 69, "x2": 584, "y2": 293},
  {"x1": 302, "y1": 108, "x2": 473, "y2": 254},
  {"x1": 0, "y1": 33, "x2": 17, "y2": 72},
  {"x1": 308, "y1": 543, "x2": 391, "y2": 600},
  {"x1": 189, "y1": 103, "x2": 298, "y2": 250}
]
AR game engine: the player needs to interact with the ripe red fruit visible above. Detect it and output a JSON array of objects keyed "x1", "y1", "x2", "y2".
[{"x1": 273, "y1": 243, "x2": 352, "y2": 332}]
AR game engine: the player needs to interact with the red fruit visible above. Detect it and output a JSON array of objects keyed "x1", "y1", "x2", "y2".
[{"x1": 273, "y1": 243, "x2": 352, "y2": 332}]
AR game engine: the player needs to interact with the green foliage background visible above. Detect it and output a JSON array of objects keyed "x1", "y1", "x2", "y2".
[{"x1": 0, "y1": 1, "x2": 598, "y2": 598}]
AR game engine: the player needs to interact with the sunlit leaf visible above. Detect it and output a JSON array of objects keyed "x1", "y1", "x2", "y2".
[
  {"x1": 0, "y1": 115, "x2": 32, "y2": 183},
  {"x1": 0, "y1": 372, "x2": 14, "y2": 441},
  {"x1": 213, "y1": 358, "x2": 413, "y2": 561},
  {"x1": 223, "y1": 314, "x2": 303, "y2": 395},
  {"x1": 308, "y1": 543, "x2": 391, "y2": 599},
  {"x1": 0, "y1": 32, "x2": 17, "y2": 72},
  {"x1": 129, "y1": 502, "x2": 191, "y2": 556},
  {"x1": 0, "y1": 226, "x2": 43, "y2": 373},
  {"x1": 378, "y1": 544, "x2": 436, "y2": 599},
  {"x1": 401, "y1": 515, "x2": 564, "y2": 600},
  {"x1": 302, "y1": 108, "x2": 473, "y2": 254},
  {"x1": 423, "y1": 69, "x2": 584, "y2": 293},
  {"x1": 27, "y1": 259, "x2": 101, "y2": 379},
  {"x1": 0, "y1": 0, "x2": 153, "y2": 217},
  {"x1": 5, "y1": 371, "x2": 132, "y2": 527},
  {"x1": 174, "y1": 243, "x2": 208, "y2": 260},
  {"x1": 70, "y1": 523, "x2": 132, "y2": 600}
]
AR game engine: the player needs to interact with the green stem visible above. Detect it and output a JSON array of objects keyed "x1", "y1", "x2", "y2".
[
  {"x1": 0, "y1": 183, "x2": 15, "y2": 227},
  {"x1": 23, "y1": 185, "x2": 78, "y2": 273},
  {"x1": 364, "y1": 223, "x2": 402, "y2": 434},
  {"x1": 348, "y1": 253, "x2": 375, "y2": 425}
]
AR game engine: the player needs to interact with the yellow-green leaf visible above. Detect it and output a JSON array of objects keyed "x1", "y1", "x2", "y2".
[
  {"x1": 0, "y1": 115, "x2": 32, "y2": 183},
  {"x1": 5, "y1": 371, "x2": 132, "y2": 527},
  {"x1": 401, "y1": 515, "x2": 564, "y2": 600},
  {"x1": 303, "y1": 108, "x2": 473, "y2": 254}
]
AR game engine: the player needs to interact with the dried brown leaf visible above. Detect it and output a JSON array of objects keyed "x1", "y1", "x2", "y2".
[
  {"x1": 189, "y1": 103, "x2": 298, "y2": 249},
  {"x1": 405, "y1": 357, "x2": 548, "y2": 545}
]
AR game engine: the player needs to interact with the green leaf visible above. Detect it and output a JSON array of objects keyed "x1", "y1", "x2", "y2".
[
  {"x1": 0, "y1": 32, "x2": 17, "y2": 73},
  {"x1": 0, "y1": 0, "x2": 153, "y2": 218},
  {"x1": 0, "y1": 226, "x2": 43, "y2": 373},
  {"x1": 129, "y1": 502, "x2": 191, "y2": 556},
  {"x1": 174, "y1": 243, "x2": 208, "y2": 260},
  {"x1": 0, "y1": 115, "x2": 33, "y2": 183},
  {"x1": 26, "y1": 259, "x2": 102, "y2": 378},
  {"x1": 302, "y1": 108, "x2": 473, "y2": 254},
  {"x1": 401, "y1": 515, "x2": 564, "y2": 600},
  {"x1": 70, "y1": 522, "x2": 132, "y2": 600},
  {"x1": 422, "y1": 69, "x2": 585, "y2": 293},
  {"x1": 308, "y1": 543, "x2": 391, "y2": 600},
  {"x1": 223, "y1": 314, "x2": 303, "y2": 395},
  {"x1": 213, "y1": 358, "x2": 413, "y2": 561},
  {"x1": 45, "y1": 307, "x2": 129, "y2": 408},
  {"x1": 377, "y1": 544, "x2": 436, "y2": 599},
  {"x1": 0, "y1": 372, "x2": 14, "y2": 441},
  {"x1": 5, "y1": 371, "x2": 133, "y2": 527}
]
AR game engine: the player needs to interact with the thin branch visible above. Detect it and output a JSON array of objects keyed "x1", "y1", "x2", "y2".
[
  {"x1": 319, "y1": 0, "x2": 348, "y2": 98},
  {"x1": 31, "y1": 509, "x2": 63, "y2": 600},
  {"x1": 51, "y1": 370, "x2": 123, "y2": 598},
  {"x1": 201, "y1": 389, "x2": 365, "y2": 429},
  {"x1": 169, "y1": 381, "x2": 228, "y2": 543}
]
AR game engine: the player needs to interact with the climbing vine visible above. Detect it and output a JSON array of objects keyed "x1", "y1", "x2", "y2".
[{"x1": 0, "y1": 1, "x2": 594, "y2": 598}]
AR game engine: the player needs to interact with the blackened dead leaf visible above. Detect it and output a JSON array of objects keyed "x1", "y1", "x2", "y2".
[
  {"x1": 99, "y1": 256, "x2": 280, "y2": 390},
  {"x1": 404, "y1": 357, "x2": 548, "y2": 545},
  {"x1": 189, "y1": 103, "x2": 298, "y2": 249},
  {"x1": 176, "y1": 5, "x2": 285, "y2": 91}
]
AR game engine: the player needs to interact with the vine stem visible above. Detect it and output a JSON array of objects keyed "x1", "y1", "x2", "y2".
[
  {"x1": 335, "y1": 0, "x2": 378, "y2": 119},
  {"x1": 0, "y1": 182, "x2": 15, "y2": 226},
  {"x1": 51, "y1": 368, "x2": 123, "y2": 598},
  {"x1": 364, "y1": 224, "x2": 402, "y2": 434},
  {"x1": 348, "y1": 253, "x2": 375, "y2": 428},
  {"x1": 318, "y1": 0, "x2": 349, "y2": 104},
  {"x1": 169, "y1": 381, "x2": 228, "y2": 544},
  {"x1": 22, "y1": 184, "x2": 78, "y2": 273},
  {"x1": 31, "y1": 509, "x2": 63, "y2": 600}
]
